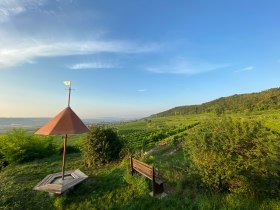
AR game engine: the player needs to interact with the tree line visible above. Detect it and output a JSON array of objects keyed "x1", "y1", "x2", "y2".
[{"x1": 153, "y1": 87, "x2": 280, "y2": 117}]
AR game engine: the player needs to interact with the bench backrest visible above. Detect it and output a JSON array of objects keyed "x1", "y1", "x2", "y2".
[{"x1": 131, "y1": 157, "x2": 154, "y2": 181}]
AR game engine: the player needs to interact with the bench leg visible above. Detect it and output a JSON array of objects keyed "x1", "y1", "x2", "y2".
[
  {"x1": 130, "y1": 157, "x2": 134, "y2": 176},
  {"x1": 155, "y1": 183, "x2": 164, "y2": 194},
  {"x1": 150, "y1": 183, "x2": 164, "y2": 197}
]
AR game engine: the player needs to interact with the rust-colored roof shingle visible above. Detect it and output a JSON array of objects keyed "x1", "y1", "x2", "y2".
[{"x1": 35, "y1": 107, "x2": 89, "y2": 135}]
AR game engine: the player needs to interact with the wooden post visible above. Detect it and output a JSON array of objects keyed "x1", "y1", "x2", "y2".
[
  {"x1": 152, "y1": 166, "x2": 155, "y2": 196},
  {"x1": 130, "y1": 156, "x2": 134, "y2": 176},
  {"x1": 62, "y1": 134, "x2": 68, "y2": 180}
]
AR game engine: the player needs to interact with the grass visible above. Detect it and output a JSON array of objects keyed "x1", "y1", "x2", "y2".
[
  {"x1": 1, "y1": 149, "x2": 279, "y2": 210},
  {"x1": 1, "y1": 111, "x2": 280, "y2": 209},
  {"x1": 0, "y1": 153, "x2": 151, "y2": 210}
]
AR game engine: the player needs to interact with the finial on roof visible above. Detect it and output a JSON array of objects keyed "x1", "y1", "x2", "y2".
[{"x1": 64, "y1": 81, "x2": 71, "y2": 107}]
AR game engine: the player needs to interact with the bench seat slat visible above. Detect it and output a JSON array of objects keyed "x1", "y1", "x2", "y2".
[
  {"x1": 134, "y1": 168, "x2": 153, "y2": 180},
  {"x1": 131, "y1": 158, "x2": 164, "y2": 185},
  {"x1": 133, "y1": 162, "x2": 153, "y2": 178},
  {"x1": 132, "y1": 158, "x2": 153, "y2": 169}
]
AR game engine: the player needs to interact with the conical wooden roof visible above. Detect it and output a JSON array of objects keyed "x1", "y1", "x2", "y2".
[{"x1": 35, "y1": 107, "x2": 89, "y2": 135}]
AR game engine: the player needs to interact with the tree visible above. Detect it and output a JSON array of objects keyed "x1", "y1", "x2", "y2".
[{"x1": 82, "y1": 126, "x2": 123, "y2": 167}]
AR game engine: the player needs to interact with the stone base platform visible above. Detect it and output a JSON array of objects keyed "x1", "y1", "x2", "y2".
[{"x1": 33, "y1": 169, "x2": 88, "y2": 196}]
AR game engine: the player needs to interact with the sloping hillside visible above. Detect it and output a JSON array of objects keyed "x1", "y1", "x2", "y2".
[{"x1": 153, "y1": 87, "x2": 280, "y2": 117}]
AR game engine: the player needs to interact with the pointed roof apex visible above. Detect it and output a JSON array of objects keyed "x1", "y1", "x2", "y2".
[{"x1": 35, "y1": 107, "x2": 89, "y2": 135}]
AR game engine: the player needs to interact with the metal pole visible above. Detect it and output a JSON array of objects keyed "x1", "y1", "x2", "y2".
[
  {"x1": 67, "y1": 85, "x2": 71, "y2": 107},
  {"x1": 62, "y1": 134, "x2": 67, "y2": 180}
]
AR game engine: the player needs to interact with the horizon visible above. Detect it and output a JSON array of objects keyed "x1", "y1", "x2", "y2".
[
  {"x1": 0, "y1": 86, "x2": 277, "y2": 119},
  {"x1": 1, "y1": 1, "x2": 280, "y2": 118},
  {"x1": 0, "y1": 116, "x2": 139, "y2": 120}
]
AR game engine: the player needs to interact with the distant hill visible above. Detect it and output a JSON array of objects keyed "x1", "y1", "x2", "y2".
[{"x1": 152, "y1": 87, "x2": 280, "y2": 117}]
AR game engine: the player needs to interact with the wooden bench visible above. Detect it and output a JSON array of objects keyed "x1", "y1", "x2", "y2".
[{"x1": 130, "y1": 157, "x2": 164, "y2": 196}]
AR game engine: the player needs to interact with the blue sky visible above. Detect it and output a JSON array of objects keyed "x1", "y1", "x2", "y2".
[{"x1": 0, "y1": 0, "x2": 280, "y2": 118}]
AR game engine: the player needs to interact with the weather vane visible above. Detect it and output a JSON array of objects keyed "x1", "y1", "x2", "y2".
[{"x1": 64, "y1": 81, "x2": 72, "y2": 107}]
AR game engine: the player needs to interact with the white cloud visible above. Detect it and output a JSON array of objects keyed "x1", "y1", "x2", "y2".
[
  {"x1": 137, "y1": 89, "x2": 147, "y2": 92},
  {"x1": 0, "y1": 38, "x2": 159, "y2": 67},
  {"x1": 146, "y1": 58, "x2": 229, "y2": 75},
  {"x1": 69, "y1": 62, "x2": 116, "y2": 70},
  {"x1": 0, "y1": 0, "x2": 46, "y2": 22},
  {"x1": 235, "y1": 66, "x2": 254, "y2": 73}
]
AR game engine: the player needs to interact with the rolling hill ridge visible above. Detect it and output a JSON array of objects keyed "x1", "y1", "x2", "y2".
[{"x1": 153, "y1": 87, "x2": 280, "y2": 117}]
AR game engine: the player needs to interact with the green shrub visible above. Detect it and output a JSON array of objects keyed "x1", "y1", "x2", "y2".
[
  {"x1": 183, "y1": 117, "x2": 280, "y2": 196},
  {"x1": 82, "y1": 126, "x2": 123, "y2": 167},
  {"x1": 0, "y1": 128, "x2": 57, "y2": 163}
]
